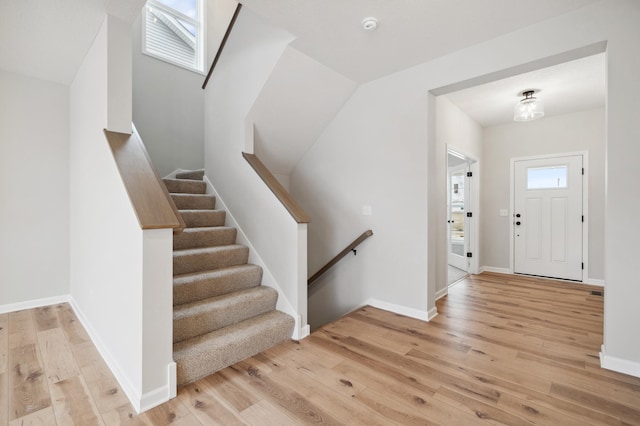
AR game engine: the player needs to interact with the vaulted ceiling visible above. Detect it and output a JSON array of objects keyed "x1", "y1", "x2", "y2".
[
  {"x1": 240, "y1": 0, "x2": 601, "y2": 83},
  {"x1": 0, "y1": 0, "x2": 602, "y2": 89},
  {"x1": 0, "y1": 0, "x2": 145, "y2": 85}
]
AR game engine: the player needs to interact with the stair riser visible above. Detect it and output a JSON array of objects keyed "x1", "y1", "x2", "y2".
[
  {"x1": 172, "y1": 194, "x2": 216, "y2": 210},
  {"x1": 174, "y1": 312, "x2": 294, "y2": 385},
  {"x1": 173, "y1": 289, "x2": 278, "y2": 343},
  {"x1": 173, "y1": 247, "x2": 249, "y2": 275},
  {"x1": 169, "y1": 168, "x2": 295, "y2": 386},
  {"x1": 164, "y1": 179, "x2": 207, "y2": 194},
  {"x1": 173, "y1": 266, "x2": 263, "y2": 306},
  {"x1": 176, "y1": 170, "x2": 205, "y2": 180},
  {"x1": 180, "y1": 211, "x2": 226, "y2": 228},
  {"x1": 173, "y1": 228, "x2": 237, "y2": 250}
]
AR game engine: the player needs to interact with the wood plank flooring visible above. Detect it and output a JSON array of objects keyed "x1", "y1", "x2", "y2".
[{"x1": 2, "y1": 272, "x2": 640, "y2": 425}]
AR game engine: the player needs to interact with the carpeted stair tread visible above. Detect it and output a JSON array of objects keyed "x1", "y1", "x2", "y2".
[
  {"x1": 176, "y1": 170, "x2": 205, "y2": 180},
  {"x1": 173, "y1": 226, "x2": 237, "y2": 250},
  {"x1": 167, "y1": 169, "x2": 293, "y2": 385},
  {"x1": 163, "y1": 178, "x2": 207, "y2": 194},
  {"x1": 171, "y1": 193, "x2": 216, "y2": 210},
  {"x1": 180, "y1": 210, "x2": 226, "y2": 228},
  {"x1": 174, "y1": 310, "x2": 294, "y2": 385},
  {"x1": 173, "y1": 286, "x2": 278, "y2": 343},
  {"x1": 173, "y1": 245, "x2": 249, "y2": 275},
  {"x1": 173, "y1": 265, "x2": 263, "y2": 306}
]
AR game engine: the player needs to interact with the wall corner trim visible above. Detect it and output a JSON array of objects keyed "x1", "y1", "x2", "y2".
[
  {"x1": 294, "y1": 322, "x2": 311, "y2": 340},
  {"x1": 435, "y1": 287, "x2": 448, "y2": 301},
  {"x1": 427, "y1": 307, "x2": 438, "y2": 321},
  {"x1": 139, "y1": 383, "x2": 174, "y2": 413},
  {"x1": 600, "y1": 345, "x2": 640, "y2": 379}
]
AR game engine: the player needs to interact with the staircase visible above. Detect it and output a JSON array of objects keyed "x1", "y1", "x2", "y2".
[{"x1": 165, "y1": 170, "x2": 294, "y2": 385}]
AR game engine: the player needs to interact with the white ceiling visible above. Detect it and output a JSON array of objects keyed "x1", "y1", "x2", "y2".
[
  {"x1": 0, "y1": 0, "x2": 145, "y2": 85},
  {"x1": 240, "y1": 0, "x2": 600, "y2": 83},
  {"x1": 0, "y1": 0, "x2": 603, "y2": 91},
  {"x1": 444, "y1": 53, "x2": 606, "y2": 128}
]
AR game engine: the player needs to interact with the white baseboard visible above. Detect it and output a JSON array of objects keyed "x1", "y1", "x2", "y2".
[
  {"x1": 203, "y1": 175, "x2": 309, "y2": 341},
  {"x1": 480, "y1": 266, "x2": 512, "y2": 274},
  {"x1": 585, "y1": 277, "x2": 605, "y2": 286},
  {"x1": 480, "y1": 266, "x2": 606, "y2": 287},
  {"x1": 139, "y1": 383, "x2": 174, "y2": 413},
  {"x1": 168, "y1": 362, "x2": 177, "y2": 399},
  {"x1": 600, "y1": 345, "x2": 640, "y2": 379},
  {"x1": 364, "y1": 298, "x2": 431, "y2": 322},
  {"x1": 69, "y1": 296, "x2": 142, "y2": 411},
  {"x1": 0, "y1": 294, "x2": 70, "y2": 314},
  {"x1": 427, "y1": 307, "x2": 438, "y2": 321},
  {"x1": 68, "y1": 296, "x2": 171, "y2": 413},
  {"x1": 294, "y1": 323, "x2": 311, "y2": 340},
  {"x1": 435, "y1": 287, "x2": 448, "y2": 301}
]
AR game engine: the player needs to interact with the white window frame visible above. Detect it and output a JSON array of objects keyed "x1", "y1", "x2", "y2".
[{"x1": 142, "y1": 0, "x2": 206, "y2": 74}]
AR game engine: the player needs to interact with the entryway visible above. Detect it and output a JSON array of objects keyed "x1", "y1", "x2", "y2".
[
  {"x1": 512, "y1": 153, "x2": 585, "y2": 281},
  {"x1": 433, "y1": 49, "x2": 605, "y2": 297},
  {"x1": 447, "y1": 150, "x2": 477, "y2": 286}
]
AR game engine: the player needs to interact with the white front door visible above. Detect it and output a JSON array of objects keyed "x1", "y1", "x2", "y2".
[{"x1": 514, "y1": 155, "x2": 583, "y2": 281}]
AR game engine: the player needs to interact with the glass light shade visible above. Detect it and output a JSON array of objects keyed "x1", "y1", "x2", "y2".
[{"x1": 514, "y1": 95, "x2": 544, "y2": 122}]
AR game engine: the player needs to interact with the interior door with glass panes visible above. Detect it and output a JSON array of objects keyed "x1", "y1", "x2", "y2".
[
  {"x1": 513, "y1": 154, "x2": 583, "y2": 281},
  {"x1": 448, "y1": 163, "x2": 469, "y2": 271}
]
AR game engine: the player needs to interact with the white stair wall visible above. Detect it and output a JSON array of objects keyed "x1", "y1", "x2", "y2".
[{"x1": 203, "y1": 7, "x2": 309, "y2": 339}]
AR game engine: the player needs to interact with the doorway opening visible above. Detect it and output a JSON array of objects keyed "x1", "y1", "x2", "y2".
[{"x1": 447, "y1": 149, "x2": 477, "y2": 287}]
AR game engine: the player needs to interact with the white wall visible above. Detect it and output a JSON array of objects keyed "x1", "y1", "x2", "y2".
[
  {"x1": 286, "y1": 0, "x2": 640, "y2": 374},
  {"x1": 132, "y1": 15, "x2": 204, "y2": 177},
  {"x1": 131, "y1": 0, "x2": 241, "y2": 177},
  {"x1": 204, "y1": 8, "x2": 309, "y2": 337},
  {"x1": 435, "y1": 96, "x2": 483, "y2": 296},
  {"x1": 601, "y1": 0, "x2": 640, "y2": 376},
  {"x1": 0, "y1": 71, "x2": 70, "y2": 310},
  {"x1": 296, "y1": 80, "x2": 482, "y2": 328},
  {"x1": 481, "y1": 108, "x2": 605, "y2": 280},
  {"x1": 70, "y1": 16, "x2": 174, "y2": 412},
  {"x1": 291, "y1": 78, "x2": 431, "y2": 328},
  {"x1": 207, "y1": 0, "x2": 239, "y2": 61},
  {"x1": 251, "y1": 46, "x2": 357, "y2": 177}
]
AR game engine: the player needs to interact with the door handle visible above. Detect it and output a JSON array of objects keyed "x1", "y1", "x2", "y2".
[
  {"x1": 516, "y1": 213, "x2": 521, "y2": 218},
  {"x1": 516, "y1": 221, "x2": 521, "y2": 226}
]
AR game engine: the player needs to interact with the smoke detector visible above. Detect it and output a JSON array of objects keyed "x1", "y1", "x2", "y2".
[{"x1": 362, "y1": 17, "x2": 378, "y2": 31}]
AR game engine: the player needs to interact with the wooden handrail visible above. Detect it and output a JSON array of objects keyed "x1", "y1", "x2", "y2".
[
  {"x1": 308, "y1": 230, "x2": 373, "y2": 288},
  {"x1": 202, "y1": 3, "x2": 242, "y2": 90},
  {"x1": 242, "y1": 152, "x2": 310, "y2": 223},
  {"x1": 105, "y1": 128, "x2": 186, "y2": 233}
]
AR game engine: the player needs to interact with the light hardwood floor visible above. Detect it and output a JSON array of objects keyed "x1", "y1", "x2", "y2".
[{"x1": 2, "y1": 272, "x2": 640, "y2": 425}]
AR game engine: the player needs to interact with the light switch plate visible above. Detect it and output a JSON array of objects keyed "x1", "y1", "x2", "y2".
[
  {"x1": 362, "y1": 205, "x2": 372, "y2": 216},
  {"x1": 499, "y1": 209, "x2": 508, "y2": 217}
]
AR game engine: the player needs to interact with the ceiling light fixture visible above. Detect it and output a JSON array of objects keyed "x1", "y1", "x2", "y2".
[
  {"x1": 514, "y1": 90, "x2": 544, "y2": 122},
  {"x1": 362, "y1": 17, "x2": 378, "y2": 31}
]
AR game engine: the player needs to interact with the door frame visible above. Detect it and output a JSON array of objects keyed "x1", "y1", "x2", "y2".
[
  {"x1": 447, "y1": 146, "x2": 480, "y2": 277},
  {"x1": 509, "y1": 151, "x2": 589, "y2": 282}
]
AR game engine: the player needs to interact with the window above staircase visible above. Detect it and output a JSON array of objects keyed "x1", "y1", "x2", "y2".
[{"x1": 142, "y1": 0, "x2": 205, "y2": 73}]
